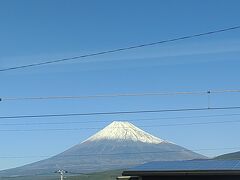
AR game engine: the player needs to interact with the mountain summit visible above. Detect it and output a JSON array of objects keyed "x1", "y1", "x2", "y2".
[
  {"x1": 0, "y1": 121, "x2": 206, "y2": 176},
  {"x1": 85, "y1": 121, "x2": 164, "y2": 144}
]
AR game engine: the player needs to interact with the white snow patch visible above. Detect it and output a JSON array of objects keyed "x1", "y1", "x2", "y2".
[{"x1": 84, "y1": 121, "x2": 166, "y2": 144}]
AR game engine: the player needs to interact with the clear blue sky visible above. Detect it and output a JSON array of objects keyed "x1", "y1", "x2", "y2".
[{"x1": 1, "y1": 0, "x2": 240, "y2": 170}]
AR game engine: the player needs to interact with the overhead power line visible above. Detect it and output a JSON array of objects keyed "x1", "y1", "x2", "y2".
[
  {"x1": 1, "y1": 106, "x2": 240, "y2": 120},
  {"x1": 2, "y1": 89, "x2": 240, "y2": 102},
  {"x1": 1, "y1": 25, "x2": 240, "y2": 72},
  {"x1": 1, "y1": 112, "x2": 240, "y2": 126},
  {"x1": 0, "y1": 119, "x2": 240, "y2": 131},
  {"x1": 0, "y1": 146, "x2": 239, "y2": 159}
]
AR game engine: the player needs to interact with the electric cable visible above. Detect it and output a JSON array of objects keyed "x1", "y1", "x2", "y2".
[{"x1": 1, "y1": 26, "x2": 240, "y2": 72}]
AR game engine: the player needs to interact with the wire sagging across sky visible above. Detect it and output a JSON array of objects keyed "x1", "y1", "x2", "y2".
[
  {"x1": 0, "y1": 146, "x2": 239, "y2": 159},
  {"x1": 1, "y1": 106, "x2": 240, "y2": 120},
  {"x1": 1, "y1": 89, "x2": 240, "y2": 102},
  {"x1": 0, "y1": 119, "x2": 240, "y2": 132},
  {"x1": 0, "y1": 25, "x2": 240, "y2": 72},
  {"x1": 1, "y1": 112, "x2": 240, "y2": 126}
]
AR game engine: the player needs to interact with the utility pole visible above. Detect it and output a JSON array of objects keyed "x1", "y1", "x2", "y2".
[{"x1": 55, "y1": 170, "x2": 68, "y2": 180}]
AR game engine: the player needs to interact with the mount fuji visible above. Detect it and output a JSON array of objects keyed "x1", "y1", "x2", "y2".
[{"x1": 0, "y1": 121, "x2": 206, "y2": 176}]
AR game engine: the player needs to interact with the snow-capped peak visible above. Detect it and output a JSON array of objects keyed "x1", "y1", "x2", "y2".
[{"x1": 84, "y1": 121, "x2": 165, "y2": 144}]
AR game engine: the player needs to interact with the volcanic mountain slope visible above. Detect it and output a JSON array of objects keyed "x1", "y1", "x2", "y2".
[
  {"x1": 215, "y1": 151, "x2": 240, "y2": 160},
  {"x1": 0, "y1": 121, "x2": 206, "y2": 177}
]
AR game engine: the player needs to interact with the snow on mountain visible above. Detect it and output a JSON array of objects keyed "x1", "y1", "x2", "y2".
[{"x1": 84, "y1": 121, "x2": 165, "y2": 144}]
